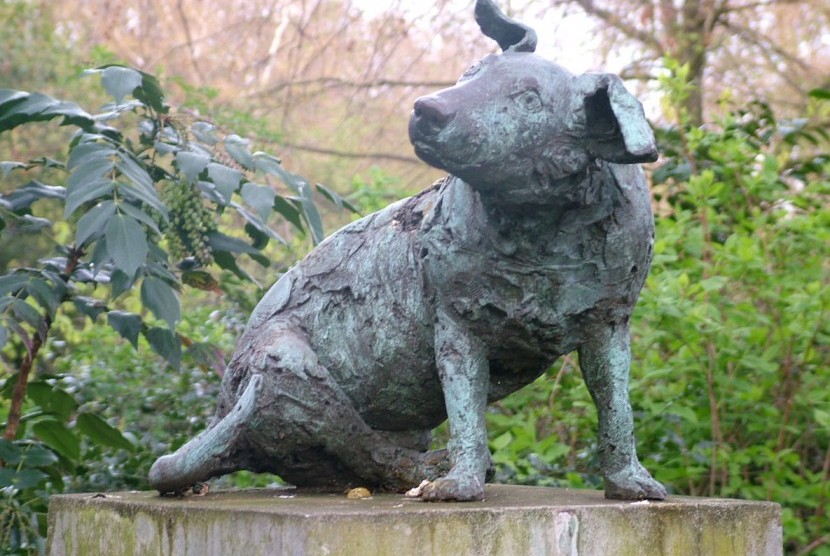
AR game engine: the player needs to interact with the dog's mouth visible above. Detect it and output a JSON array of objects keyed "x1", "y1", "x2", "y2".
[{"x1": 411, "y1": 139, "x2": 447, "y2": 170}]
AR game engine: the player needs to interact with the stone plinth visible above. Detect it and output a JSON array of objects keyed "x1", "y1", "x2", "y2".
[{"x1": 47, "y1": 484, "x2": 781, "y2": 556}]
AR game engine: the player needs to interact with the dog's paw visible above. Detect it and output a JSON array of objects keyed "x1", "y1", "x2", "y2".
[
  {"x1": 604, "y1": 464, "x2": 667, "y2": 500},
  {"x1": 419, "y1": 472, "x2": 484, "y2": 502}
]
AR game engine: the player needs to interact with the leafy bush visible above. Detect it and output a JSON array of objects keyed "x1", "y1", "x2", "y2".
[
  {"x1": 0, "y1": 66, "x2": 348, "y2": 554},
  {"x1": 485, "y1": 97, "x2": 829, "y2": 554}
]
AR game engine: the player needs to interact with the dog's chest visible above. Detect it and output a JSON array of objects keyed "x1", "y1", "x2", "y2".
[{"x1": 421, "y1": 177, "x2": 646, "y2": 356}]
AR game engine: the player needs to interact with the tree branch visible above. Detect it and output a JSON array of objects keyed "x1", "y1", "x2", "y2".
[
  {"x1": 570, "y1": 0, "x2": 664, "y2": 52},
  {"x1": 280, "y1": 141, "x2": 421, "y2": 164},
  {"x1": 249, "y1": 77, "x2": 457, "y2": 98}
]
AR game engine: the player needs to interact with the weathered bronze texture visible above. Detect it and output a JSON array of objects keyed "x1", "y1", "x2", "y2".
[{"x1": 149, "y1": 0, "x2": 667, "y2": 502}]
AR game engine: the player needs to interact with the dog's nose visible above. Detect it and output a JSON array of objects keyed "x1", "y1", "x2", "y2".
[{"x1": 412, "y1": 96, "x2": 455, "y2": 136}]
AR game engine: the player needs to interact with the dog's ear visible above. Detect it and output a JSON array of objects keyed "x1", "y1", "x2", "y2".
[
  {"x1": 475, "y1": 0, "x2": 537, "y2": 53},
  {"x1": 575, "y1": 73, "x2": 658, "y2": 164}
]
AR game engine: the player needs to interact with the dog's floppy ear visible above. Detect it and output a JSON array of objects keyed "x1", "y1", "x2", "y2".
[
  {"x1": 576, "y1": 73, "x2": 658, "y2": 164},
  {"x1": 475, "y1": 0, "x2": 537, "y2": 53}
]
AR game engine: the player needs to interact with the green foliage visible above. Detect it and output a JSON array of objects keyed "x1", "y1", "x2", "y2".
[
  {"x1": 485, "y1": 98, "x2": 829, "y2": 554},
  {"x1": 0, "y1": 66, "x2": 353, "y2": 554}
]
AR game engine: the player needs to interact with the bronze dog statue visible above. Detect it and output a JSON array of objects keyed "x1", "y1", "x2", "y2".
[{"x1": 150, "y1": 0, "x2": 667, "y2": 502}]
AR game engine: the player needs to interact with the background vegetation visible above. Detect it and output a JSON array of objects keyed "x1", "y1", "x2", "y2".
[{"x1": 1, "y1": 1, "x2": 828, "y2": 555}]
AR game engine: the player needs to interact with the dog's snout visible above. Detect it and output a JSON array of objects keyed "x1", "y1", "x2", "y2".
[{"x1": 413, "y1": 96, "x2": 455, "y2": 136}]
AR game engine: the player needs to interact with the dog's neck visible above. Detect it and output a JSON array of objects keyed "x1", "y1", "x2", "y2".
[{"x1": 475, "y1": 161, "x2": 622, "y2": 232}]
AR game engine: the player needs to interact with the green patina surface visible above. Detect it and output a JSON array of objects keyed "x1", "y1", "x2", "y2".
[{"x1": 47, "y1": 485, "x2": 782, "y2": 556}]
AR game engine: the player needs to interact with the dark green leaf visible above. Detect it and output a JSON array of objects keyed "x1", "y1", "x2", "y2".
[
  {"x1": 191, "y1": 122, "x2": 218, "y2": 145},
  {"x1": 140, "y1": 276, "x2": 180, "y2": 329},
  {"x1": 27, "y1": 382, "x2": 78, "y2": 420},
  {"x1": 224, "y1": 135, "x2": 254, "y2": 169},
  {"x1": 0, "y1": 325, "x2": 6, "y2": 350},
  {"x1": 76, "y1": 412, "x2": 134, "y2": 451},
  {"x1": 176, "y1": 151, "x2": 210, "y2": 183},
  {"x1": 116, "y1": 150, "x2": 153, "y2": 190},
  {"x1": 134, "y1": 70, "x2": 168, "y2": 113},
  {"x1": 213, "y1": 251, "x2": 257, "y2": 283},
  {"x1": 206, "y1": 231, "x2": 262, "y2": 256},
  {"x1": 271, "y1": 196, "x2": 304, "y2": 232},
  {"x1": 316, "y1": 183, "x2": 358, "y2": 213},
  {"x1": 76, "y1": 200, "x2": 117, "y2": 246},
  {"x1": 73, "y1": 296, "x2": 108, "y2": 322},
  {"x1": 107, "y1": 310, "x2": 143, "y2": 348},
  {"x1": 26, "y1": 277, "x2": 61, "y2": 316},
  {"x1": 32, "y1": 420, "x2": 80, "y2": 461},
  {"x1": 100, "y1": 66, "x2": 143, "y2": 104},
  {"x1": 117, "y1": 201, "x2": 160, "y2": 234},
  {"x1": 119, "y1": 180, "x2": 168, "y2": 220},
  {"x1": 808, "y1": 88, "x2": 830, "y2": 100},
  {"x1": 21, "y1": 444, "x2": 59, "y2": 467},
  {"x1": 0, "y1": 272, "x2": 30, "y2": 296},
  {"x1": 11, "y1": 468, "x2": 49, "y2": 490},
  {"x1": 11, "y1": 299, "x2": 43, "y2": 329},
  {"x1": 105, "y1": 213, "x2": 148, "y2": 277},
  {"x1": 187, "y1": 342, "x2": 227, "y2": 374},
  {"x1": 0, "y1": 439, "x2": 22, "y2": 465},
  {"x1": 1, "y1": 161, "x2": 26, "y2": 177},
  {"x1": 65, "y1": 179, "x2": 115, "y2": 218},
  {"x1": 241, "y1": 182, "x2": 276, "y2": 222},
  {"x1": 206, "y1": 163, "x2": 243, "y2": 203},
  {"x1": 145, "y1": 326, "x2": 181, "y2": 370},
  {"x1": 0, "y1": 90, "x2": 95, "y2": 131},
  {"x1": 2, "y1": 180, "x2": 66, "y2": 212}
]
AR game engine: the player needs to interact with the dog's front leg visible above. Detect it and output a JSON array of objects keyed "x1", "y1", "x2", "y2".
[
  {"x1": 420, "y1": 310, "x2": 490, "y2": 501},
  {"x1": 579, "y1": 321, "x2": 667, "y2": 500}
]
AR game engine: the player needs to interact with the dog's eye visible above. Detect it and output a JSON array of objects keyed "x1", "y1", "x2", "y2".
[{"x1": 514, "y1": 90, "x2": 542, "y2": 112}]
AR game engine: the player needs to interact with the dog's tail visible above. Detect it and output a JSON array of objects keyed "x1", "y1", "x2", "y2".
[{"x1": 148, "y1": 374, "x2": 262, "y2": 493}]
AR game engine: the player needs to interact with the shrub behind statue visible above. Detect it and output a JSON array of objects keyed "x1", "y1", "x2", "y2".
[{"x1": 150, "y1": 0, "x2": 667, "y2": 502}]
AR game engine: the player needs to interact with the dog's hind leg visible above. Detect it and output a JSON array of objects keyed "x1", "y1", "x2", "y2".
[
  {"x1": 578, "y1": 321, "x2": 667, "y2": 500},
  {"x1": 231, "y1": 324, "x2": 449, "y2": 490}
]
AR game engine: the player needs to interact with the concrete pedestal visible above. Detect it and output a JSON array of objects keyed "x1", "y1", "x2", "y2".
[{"x1": 47, "y1": 484, "x2": 781, "y2": 556}]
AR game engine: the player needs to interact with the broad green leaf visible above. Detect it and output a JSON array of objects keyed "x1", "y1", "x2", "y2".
[
  {"x1": 10, "y1": 468, "x2": 49, "y2": 490},
  {"x1": 26, "y1": 277, "x2": 61, "y2": 316},
  {"x1": 0, "y1": 439, "x2": 22, "y2": 465},
  {"x1": 0, "y1": 325, "x2": 6, "y2": 350},
  {"x1": 176, "y1": 151, "x2": 210, "y2": 183},
  {"x1": 145, "y1": 326, "x2": 181, "y2": 370},
  {"x1": 117, "y1": 202, "x2": 160, "y2": 234},
  {"x1": 213, "y1": 251, "x2": 258, "y2": 284},
  {"x1": 206, "y1": 231, "x2": 263, "y2": 256},
  {"x1": 76, "y1": 200, "x2": 117, "y2": 246},
  {"x1": 316, "y1": 182, "x2": 358, "y2": 214},
  {"x1": 73, "y1": 296, "x2": 108, "y2": 322},
  {"x1": 27, "y1": 382, "x2": 78, "y2": 420},
  {"x1": 1, "y1": 161, "x2": 26, "y2": 177},
  {"x1": 191, "y1": 122, "x2": 218, "y2": 145},
  {"x1": 105, "y1": 213, "x2": 148, "y2": 277},
  {"x1": 0, "y1": 272, "x2": 30, "y2": 296},
  {"x1": 0, "y1": 90, "x2": 95, "y2": 131},
  {"x1": 116, "y1": 150, "x2": 153, "y2": 190},
  {"x1": 65, "y1": 179, "x2": 114, "y2": 218},
  {"x1": 272, "y1": 196, "x2": 305, "y2": 232},
  {"x1": 21, "y1": 444, "x2": 59, "y2": 467},
  {"x1": 76, "y1": 412, "x2": 134, "y2": 451},
  {"x1": 119, "y1": 180, "x2": 168, "y2": 219},
  {"x1": 140, "y1": 276, "x2": 180, "y2": 329},
  {"x1": 233, "y1": 204, "x2": 285, "y2": 245},
  {"x1": 32, "y1": 420, "x2": 80, "y2": 461},
  {"x1": 224, "y1": 135, "x2": 254, "y2": 169},
  {"x1": 99, "y1": 66, "x2": 143, "y2": 104},
  {"x1": 107, "y1": 310, "x2": 143, "y2": 348},
  {"x1": 254, "y1": 152, "x2": 303, "y2": 194},
  {"x1": 133, "y1": 70, "x2": 168, "y2": 113},
  {"x1": 808, "y1": 88, "x2": 830, "y2": 100},
  {"x1": 2, "y1": 180, "x2": 66, "y2": 212},
  {"x1": 241, "y1": 182, "x2": 277, "y2": 222},
  {"x1": 206, "y1": 162, "x2": 243, "y2": 202},
  {"x1": 11, "y1": 299, "x2": 43, "y2": 329}
]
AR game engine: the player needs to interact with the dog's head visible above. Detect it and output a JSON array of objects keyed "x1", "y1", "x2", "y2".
[{"x1": 409, "y1": 0, "x2": 657, "y2": 197}]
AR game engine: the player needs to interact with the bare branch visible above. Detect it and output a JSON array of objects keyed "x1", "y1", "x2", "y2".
[
  {"x1": 249, "y1": 77, "x2": 457, "y2": 98},
  {"x1": 280, "y1": 141, "x2": 422, "y2": 164},
  {"x1": 570, "y1": 0, "x2": 664, "y2": 52}
]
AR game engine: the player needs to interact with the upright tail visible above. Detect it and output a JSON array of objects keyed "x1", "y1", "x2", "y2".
[{"x1": 148, "y1": 374, "x2": 262, "y2": 493}]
